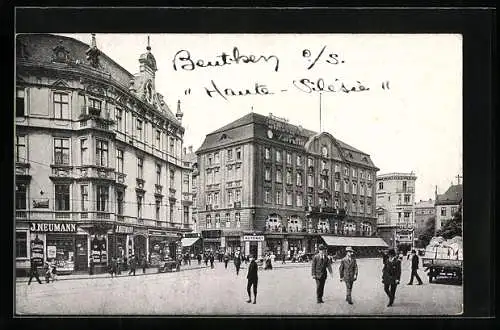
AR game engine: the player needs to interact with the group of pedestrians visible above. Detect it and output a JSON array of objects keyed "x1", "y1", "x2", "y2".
[{"x1": 310, "y1": 245, "x2": 424, "y2": 307}]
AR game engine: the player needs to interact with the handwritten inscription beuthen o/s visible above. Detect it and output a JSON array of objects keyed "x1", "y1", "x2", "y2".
[{"x1": 173, "y1": 47, "x2": 280, "y2": 72}]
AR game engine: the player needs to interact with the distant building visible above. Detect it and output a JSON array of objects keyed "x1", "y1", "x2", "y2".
[
  {"x1": 435, "y1": 184, "x2": 463, "y2": 232},
  {"x1": 413, "y1": 199, "x2": 435, "y2": 247},
  {"x1": 376, "y1": 172, "x2": 417, "y2": 251},
  {"x1": 195, "y1": 112, "x2": 386, "y2": 259}
]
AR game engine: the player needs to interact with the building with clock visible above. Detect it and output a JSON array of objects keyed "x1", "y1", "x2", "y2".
[
  {"x1": 196, "y1": 112, "x2": 387, "y2": 259},
  {"x1": 15, "y1": 33, "x2": 193, "y2": 275}
]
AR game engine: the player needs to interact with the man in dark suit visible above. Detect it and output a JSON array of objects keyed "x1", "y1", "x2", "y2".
[
  {"x1": 234, "y1": 252, "x2": 242, "y2": 275},
  {"x1": 407, "y1": 249, "x2": 423, "y2": 285},
  {"x1": 382, "y1": 249, "x2": 401, "y2": 307},
  {"x1": 28, "y1": 259, "x2": 43, "y2": 285},
  {"x1": 311, "y1": 245, "x2": 333, "y2": 304},
  {"x1": 246, "y1": 255, "x2": 258, "y2": 304},
  {"x1": 339, "y1": 246, "x2": 358, "y2": 304}
]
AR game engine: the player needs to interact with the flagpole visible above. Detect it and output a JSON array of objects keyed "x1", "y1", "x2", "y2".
[{"x1": 319, "y1": 92, "x2": 322, "y2": 132}]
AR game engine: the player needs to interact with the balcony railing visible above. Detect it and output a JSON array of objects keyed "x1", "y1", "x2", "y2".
[{"x1": 155, "y1": 184, "x2": 163, "y2": 195}]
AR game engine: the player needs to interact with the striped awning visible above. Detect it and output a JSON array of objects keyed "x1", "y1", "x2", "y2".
[
  {"x1": 320, "y1": 235, "x2": 389, "y2": 247},
  {"x1": 181, "y1": 237, "x2": 201, "y2": 247}
]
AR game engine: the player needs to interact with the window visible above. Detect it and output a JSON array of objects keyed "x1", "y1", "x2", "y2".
[
  {"x1": 16, "y1": 232, "x2": 28, "y2": 258},
  {"x1": 116, "y1": 109, "x2": 123, "y2": 131},
  {"x1": 276, "y1": 191, "x2": 282, "y2": 204},
  {"x1": 367, "y1": 172, "x2": 372, "y2": 181},
  {"x1": 265, "y1": 147, "x2": 270, "y2": 160},
  {"x1": 236, "y1": 147, "x2": 241, "y2": 160},
  {"x1": 170, "y1": 137, "x2": 175, "y2": 153},
  {"x1": 276, "y1": 150, "x2": 282, "y2": 163},
  {"x1": 214, "y1": 192, "x2": 219, "y2": 206},
  {"x1": 183, "y1": 173, "x2": 189, "y2": 192},
  {"x1": 227, "y1": 165, "x2": 233, "y2": 179},
  {"x1": 286, "y1": 191, "x2": 293, "y2": 206},
  {"x1": 183, "y1": 206, "x2": 189, "y2": 224},
  {"x1": 227, "y1": 149, "x2": 233, "y2": 160},
  {"x1": 296, "y1": 192, "x2": 303, "y2": 207},
  {"x1": 297, "y1": 155, "x2": 302, "y2": 166},
  {"x1": 155, "y1": 130, "x2": 161, "y2": 149},
  {"x1": 136, "y1": 119, "x2": 143, "y2": 140},
  {"x1": 296, "y1": 172, "x2": 303, "y2": 186},
  {"x1": 116, "y1": 149, "x2": 124, "y2": 173},
  {"x1": 214, "y1": 152, "x2": 220, "y2": 163},
  {"x1": 16, "y1": 89, "x2": 25, "y2": 117},
  {"x1": 367, "y1": 184, "x2": 372, "y2": 197},
  {"x1": 352, "y1": 182, "x2": 357, "y2": 194},
  {"x1": 402, "y1": 181, "x2": 407, "y2": 191},
  {"x1": 344, "y1": 166, "x2": 349, "y2": 176},
  {"x1": 344, "y1": 180, "x2": 349, "y2": 192},
  {"x1": 225, "y1": 213, "x2": 231, "y2": 228},
  {"x1": 137, "y1": 157, "x2": 144, "y2": 179},
  {"x1": 276, "y1": 168, "x2": 282, "y2": 183},
  {"x1": 228, "y1": 190, "x2": 234, "y2": 204},
  {"x1": 360, "y1": 183, "x2": 365, "y2": 195},
  {"x1": 137, "y1": 195, "x2": 143, "y2": 219},
  {"x1": 451, "y1": 207, "x2": 457, "y2": 215},
  {"x1": 89, "y1": 98, "x2": 101, "y2": 113},
  {"x1": 308, "y1": 158, "x2": 314, "y2": 167},
  {"x1": 286, "y1": 170, "x2": 292, "y2": 185},
  {"x1": 116, "y1": 191, "x2": 124, "y2": 215},
  {"x1": 169, "y1": 204, "x2": 174, "y2": 222},
  {"x1": 235, "y1": 165, "x2": 241, "y2": 177},
  {"x1": 55, "y1": 184, "x2": 70, "y2": 210},
  {"x1": 404, "y1": 212, "x2": 410, "y2": 218},
  {"x1": 80, "y1": 138, "x2": 88, "y2": 165},
  {"x1": 16, "y1": 183, "x2": 27, "y2": 210},
  {"x1": 360, "y1": 170, "x2": 364, "y2": 179},
  {"x1": 321, "y1": 160, "x2": 327, "y2": 171},
  {"x1": 265, "y1": 167, "x2": 271, "y2": 181},
  {"x1": 15, "y1": 135, "x2": 26, "y2": 163},
  {"x1": 96, "y1": 185, "x2": 109, "y2": 212},
  {"x1": 206, "y1": 214, "x2": 212, "y2": 228},
  {"x1": 95, "y1": 139, "x2": 108, "y2": 167},
  {"x1": 235, "y1": 213, "x2": 241, "y2": 228},
  {"x1": 215, "y1": 167, "x2": 221, "y2": 182},
  {"x1": 156, "y1": 164, "x2": 162, "y2": 185},
  {"x1": 335, "y1": 181, "x2": 340, "y2": 191},
  {"x1": 378, "y1": 182, "x2": 384, "y2": 190},
  {"x1": 54, "y1": 138, "x2": 70, "y2": 165},
  {"x1": 320, "y1": 177, "x2": 327, "y2": 189},
  {"x1": 335, "y1": 163, "x2": 340, "y2": 173},
  {"x1": 307, "y1": 195, "x2": 313, "y2": 207},
  {"x1": 441, "y1": 207, "x2": 446, "y2": 216},
  {"x1": 264, "y1": 189, "x2": 271, "y2": 203},
  {"x1": 80, "y1": 185, "x2": 89, "y2": 211},
  {"x1": 154, "y1": 200, "x2": 161, "y2": 221},
  {"x1": 215, "y1": 214, "x2": 220, "y2": 228},
  {"x1": 352, "y1": 168, "x2": 357, "y2": 177},
  {"x1": 170, "y1": 170, "x2": 175, "y2": 187},
  {"x1": 286, "y1": 153, "x2": 292, "y2": 165},
  {"x1": 53, "y1": 92, "x2": 69, "y2": 119},
  {"x1": 398, "y1": 212, "x2": 401, "y2": 219},
  {"x1": 207, "y1": 193, "x2": 213, "y2": 205},
  {"x1": 404, "y1": 194, "x2": 411, "y2": 204},
  {"x1": 235, "y1": 189, "x2": 241, "y2": 202},
  {"x1": 307, "y1": 173, "x2": 314, "y2": 187}
]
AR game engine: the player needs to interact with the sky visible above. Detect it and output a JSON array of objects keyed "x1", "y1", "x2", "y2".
[{"x1": 58, "y1": 33, "x2": 462, "y2": 202}]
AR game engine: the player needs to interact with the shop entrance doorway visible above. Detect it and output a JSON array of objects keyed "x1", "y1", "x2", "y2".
[
  {"x1": 249, "y1": 242, "x2": 258, "y2": 259},
  {"x1": 75, "y1": 235, "x2": 88, "y2": 271},
  {"x1": 134, "y1": 235, "x2": 147, "y2": 258}
]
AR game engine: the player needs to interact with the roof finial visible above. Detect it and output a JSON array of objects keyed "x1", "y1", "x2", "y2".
[
  {"x1": 91, "y1": 33, "x2": 97, "y2": 48},
  {"x1": 176, "y1": 99, "x2": 184, "y2": 122},
  {"x1": 147, "y1": 35, "x2": 151, "y2": 52}
]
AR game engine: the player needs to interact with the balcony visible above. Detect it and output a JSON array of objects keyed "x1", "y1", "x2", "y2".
[
  {"x1": 79, "y1": 106, "x2": 115, "y2": 131},
  {"x1": 16, "y1": 162, "x2": 31, "y2": 177},
  {"x1": 136, "y1": 178, "x2": 145, "y2": 190},
  {"x1": 115, "y1": 172, "x2": 126, "y2": 184},
  {"x1": 396, "y1": 187, "x2": 414, "y2": 193},
  {"x1": 76, "y1": 166, "x2": 114, "y2": 181},
  {"x1": 155, "y1": 184, "x2": 163, "y2": 196},
  {"x1": 50, "y1": 165, "x2": 73, "y2": 179},
  {"x1": 320, "y1": 169, "x2": 329, "y2": 176}
]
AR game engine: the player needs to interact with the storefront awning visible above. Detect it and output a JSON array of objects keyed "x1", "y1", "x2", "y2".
[
  {"x1": 321, "y1": 236, "x2": 389, "y2": 248},
  {"x1": 181, "y1": 237, "x2": 201, "y2": 247}
]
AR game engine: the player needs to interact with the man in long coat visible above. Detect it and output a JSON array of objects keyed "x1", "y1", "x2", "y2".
[
  {"x1": 311, "y1": 245, "x2": 333, "y2": 304},
  {"x1": 382, "y1": 249, "x2": 402, "y2": 307},
  {"x1": 339, "y1": 246, "x2": 358, "y2": 304},
  {"x1": 246, "y1": 255, "x2": 259, "y2": 304},
  {"x1": 234, "y1": 252, "x2": 242, "y2": 275},
  {"x1": 407, "y1": 249, "x2": 423, "y2": 285}
]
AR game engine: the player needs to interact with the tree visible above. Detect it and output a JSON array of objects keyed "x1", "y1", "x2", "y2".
[
  {"x1": 417, "y1": 216, "x2": 436, "y2": 248},
  {"x1": 436, "y1": 209, "x2": 462, "y2": 239}
]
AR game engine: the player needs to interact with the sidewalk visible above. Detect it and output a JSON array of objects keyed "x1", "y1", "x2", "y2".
[{"x1": 16, "y1": 262, "x2": 205, "y2": 283}]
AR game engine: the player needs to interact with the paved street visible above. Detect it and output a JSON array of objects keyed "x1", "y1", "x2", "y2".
[{"x1": 16, "y1": 258, "x2": 462, "y2": 316}]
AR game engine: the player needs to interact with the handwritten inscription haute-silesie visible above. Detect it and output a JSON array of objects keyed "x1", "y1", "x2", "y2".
[{"x1": 172, "y1": 46, "x2": 389, "y2": 101}]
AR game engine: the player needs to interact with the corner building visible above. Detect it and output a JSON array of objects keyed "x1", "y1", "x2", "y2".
[
  {"x1": 196, "y1": 113, "x2": 387, "y2": 259},
  {"x1": 15, "y1": 34, "x2": 192, "y2": 275}
]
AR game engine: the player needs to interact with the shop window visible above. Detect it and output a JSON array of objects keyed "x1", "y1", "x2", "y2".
[
  {"x1": 89, "y1": 234, "x2": 107, "y2": 266},
  {"x1": 47, "y1": 235, "x2": 76, "y2": 271},
  {"x1": 225, "y1": 213, "x2": 231, "y2": 228},
  {"x1": 183, "y1": 206, "x2": 189, "y2": 224},
  {"x1": 16, "y1": 88, "x2": 25, "y2": 117},
  {"x1": 16, "y1": 183, "x2": 27, "y2": 210},
  {"x1": 55, "y1": 184, "x2": 70, "y2": 211},
  {"x1": 15, "y1": 135, "x2": 26, "y2": 163},
  {"x1": 16, "y1": 232, "x2": 28, "y2": 258},
  {"x1": 116, "y1": 190, "x2": 124, "y2": 215},
  {"x1": 53, "y1": 92, "x2": 69, "y2": 119},
  {"x1": 54, "y1": 138, "x2": 70, "y2": 165}
]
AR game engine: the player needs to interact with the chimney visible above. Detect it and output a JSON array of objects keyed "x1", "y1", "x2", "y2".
[{"x1": 188, "y1": 145, "x2": 193, "y2": 153}]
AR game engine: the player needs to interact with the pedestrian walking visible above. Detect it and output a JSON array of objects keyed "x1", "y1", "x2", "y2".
[
  {"x1": 209, "y1": 253, "x2": 215, "y2": 269},
  {"x1": 382, "y1": 249, "x2": 402, "y2": 307},
  {"x1": 197, "y1": 253, "x2": 202, "y2": 265},
  {"x1": 89, "y1": 257, "x2": 94, "y2": 275},
  {"x1": 264, "y1": 254, "x2": 273, "y2": 270},
  {"x1": 128, "y1": 255, "x2": 137, "y2": 276},
  {"x1": 141, "y1": 255, "x2": 147, "y2": 274},
  {"x1": 311, "y1": 245, "x2": 333, "y2": 304},
  {"x1": 28, "y1": 259, "x2": 43, "y2": 285},
  {"x1": 246, "y1": 255, "x2": 259, "y2": 304},
  {"x1": 339, "y1": 246, "x2": 358, "y2": 305},
  {"x1": 234, "y1": 252, "x2": 242, "y2": 275},
  {"x1": 282, "y1": 253, "x2": 286, "y2": 264},
  {"x1": 223, "y1": 253, "x2": 230, "y2": 269},
  {"x1": 43, "y1": 262, "x2": 52, "y2": 283},
  {"x1": 204, "y1": 254, "x2": 209, "y2": 267},
  {"x1": 407, "y1": 249, "x2": 423, "y2": 285},
  {"x1": 109, "y1": 257, "x2": 118, "y2": 278}
]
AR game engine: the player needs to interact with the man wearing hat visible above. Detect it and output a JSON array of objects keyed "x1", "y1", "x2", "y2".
[
  {"x1": 339, "y1": 246, "x2": 358, "y2": 304},
  {"x1": 382, "y1": 248, "x2": 401, "y2": 307},
  {"x1": 311, "y1": 244, "x2": 333, "y2": 304}
]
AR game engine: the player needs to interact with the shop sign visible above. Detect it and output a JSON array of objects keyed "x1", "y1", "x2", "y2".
[
  {"x1": 243, "y1": 235, "x2": 265, "y2": 242},
  {"x1": 149, "y1": 230, "x2": 179, "y2": 238},
  {"x1": 115, "y1": 225, "x2": 133, "y2": 234},
  {"x1": 221, "y1": 236, "x2": 226, "y2": 248},
  {"x1": 30, "y1": 222, "x2": 77, "y2": 233},
  {"x1": 287, "y1": 235, "x2": 305, "y2": 240},
  {"x1": 266, "y1": 234, "x2": 284, "y2": 239},
  {"x1": 32, "y1": 199, "x2": 49, "y2": 209}
]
